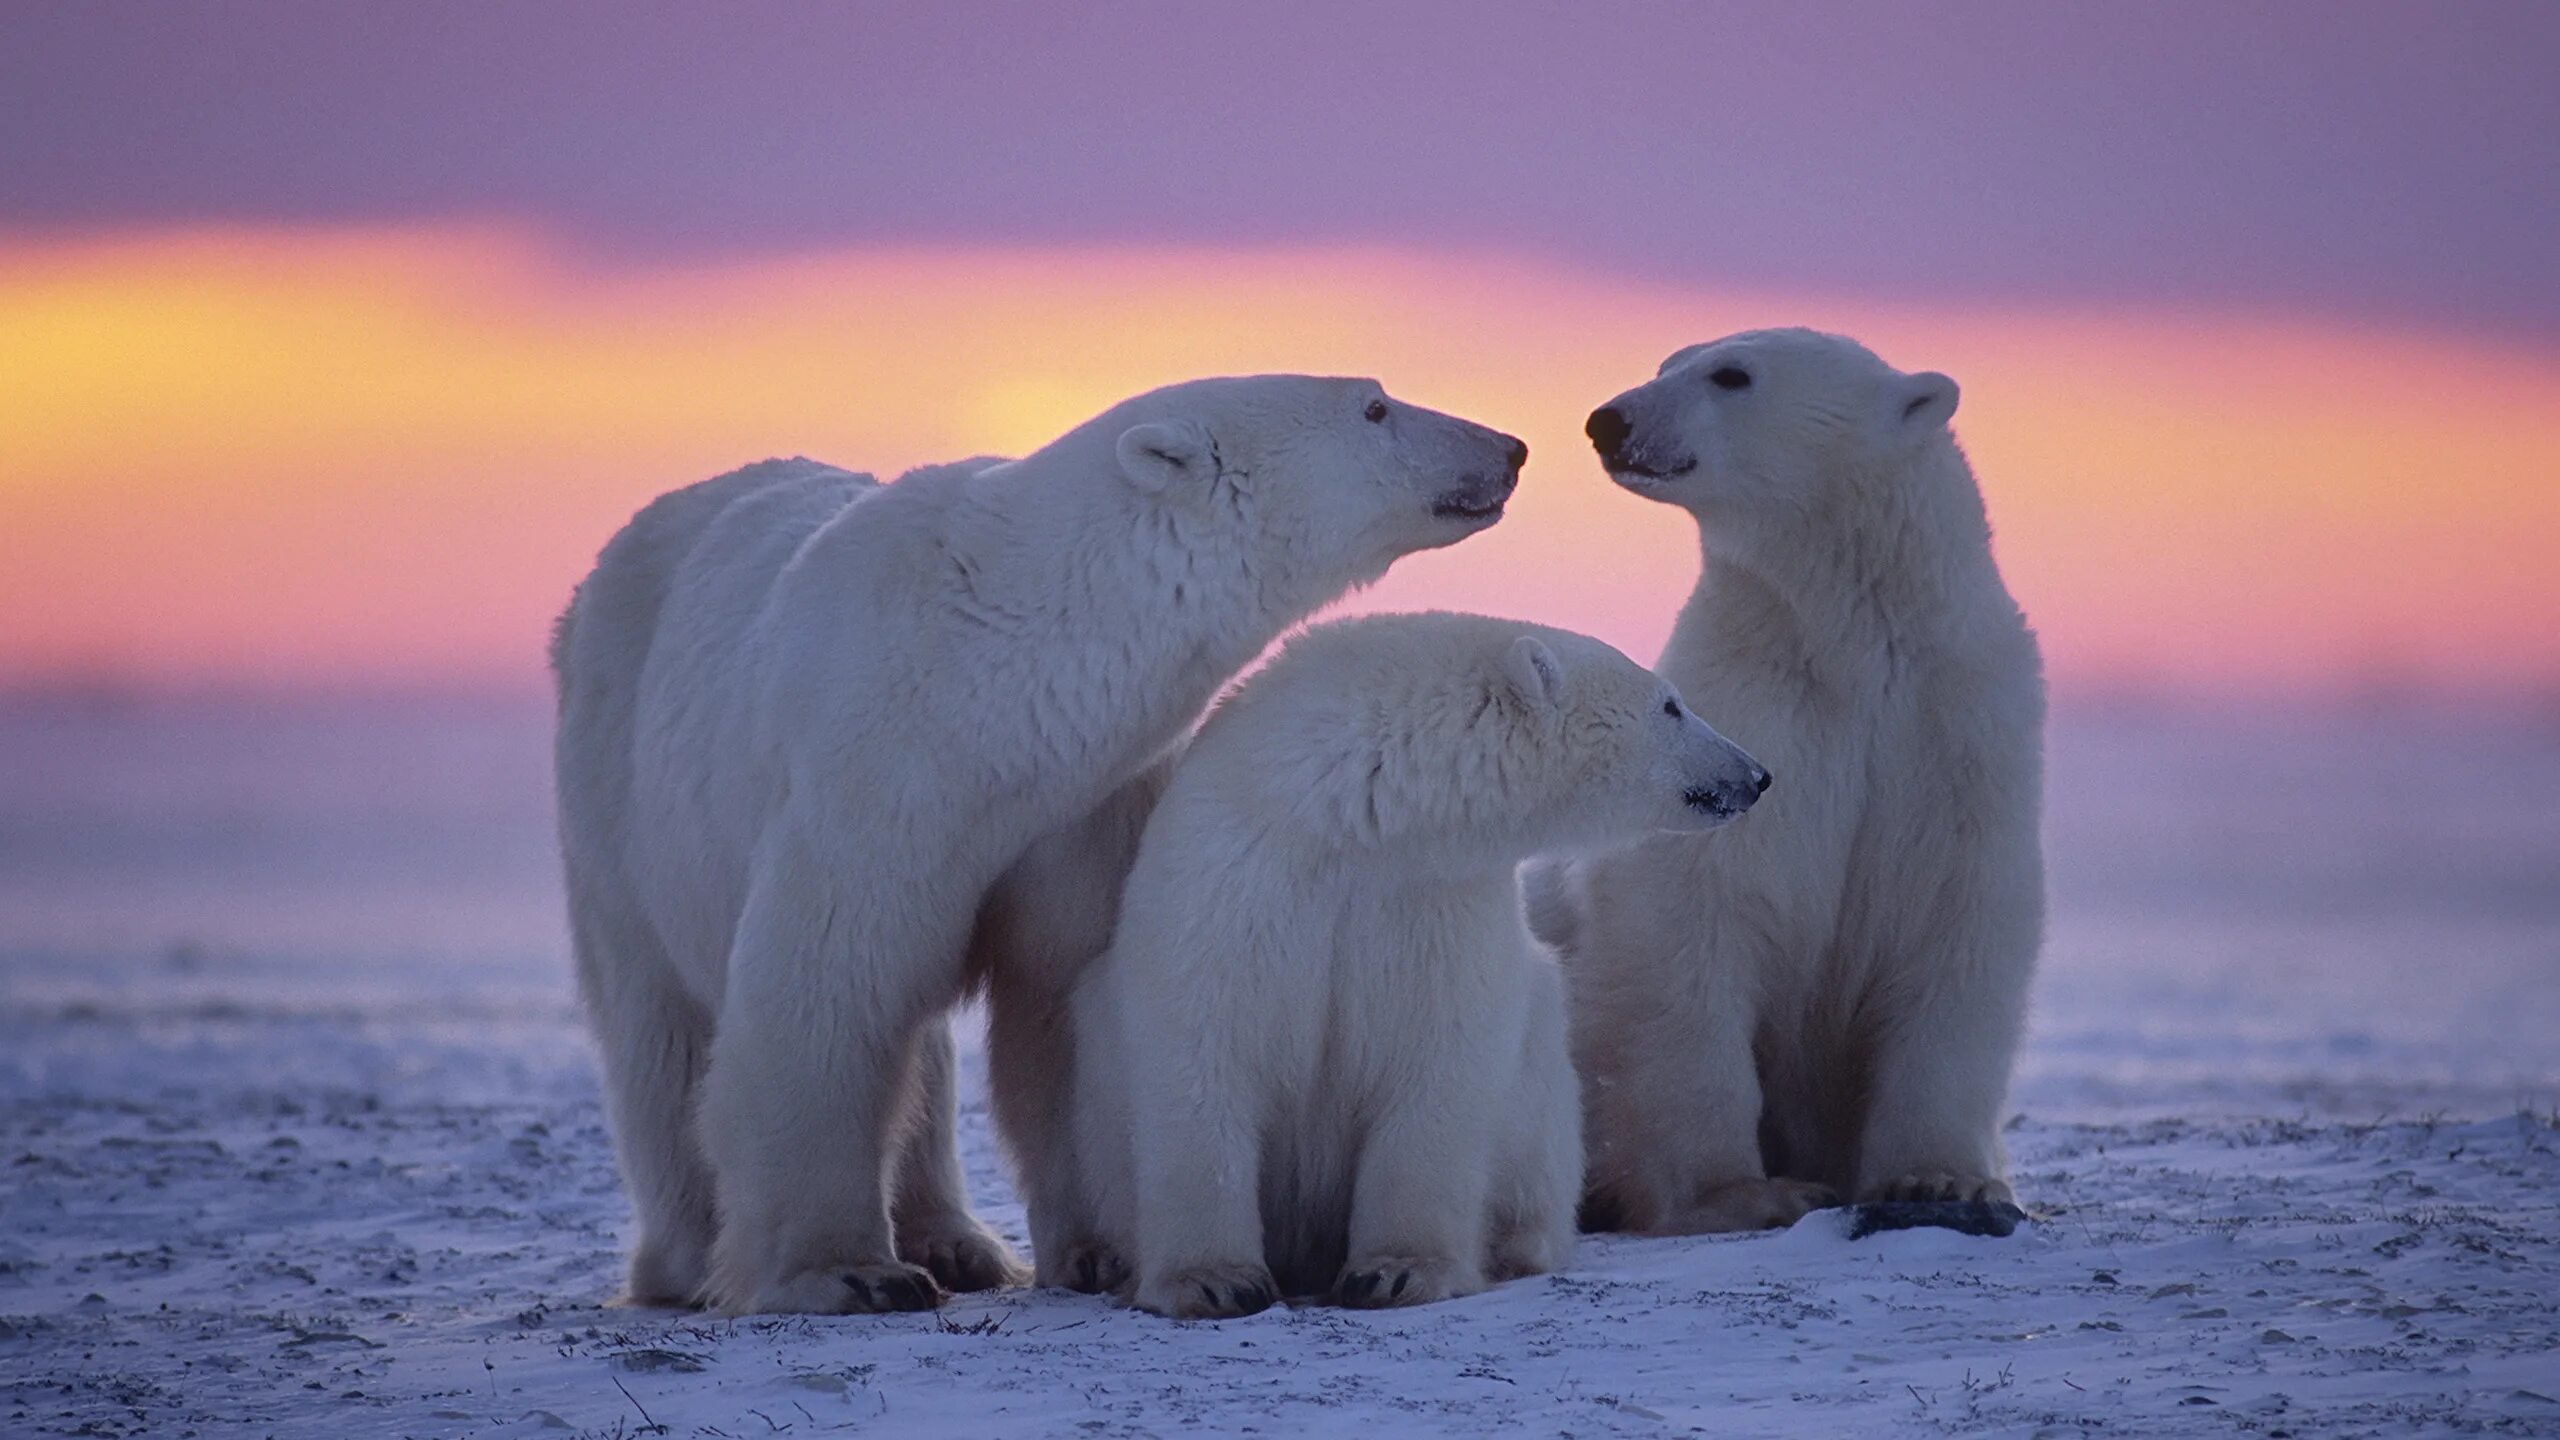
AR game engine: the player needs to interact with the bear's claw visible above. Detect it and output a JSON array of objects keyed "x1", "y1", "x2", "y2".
[
  {"x1": 1333, "y1": 1254, "x2": 1471, "y2": 1309},
  {"x1": 843, "y1": 1266, "x2": 942, "y2": 1312},
  {"x1": 1862, "y1": 1172, "x2": 2014, "y2": 1206},
  {"x1": 900, "y1": 1223, "x2": 1029, "y2": 1294},
  {"x1": 1065, "y1": 1245, "x2": 1132, "y2": 1296},
  {"x1": 1139, "y1": 1262, "x2": 1278, "y2": 1320}
]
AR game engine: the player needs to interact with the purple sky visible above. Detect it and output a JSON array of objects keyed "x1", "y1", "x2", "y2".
[{"x1": 4, "y1": 2, "x2": 2556, "y2": 347}]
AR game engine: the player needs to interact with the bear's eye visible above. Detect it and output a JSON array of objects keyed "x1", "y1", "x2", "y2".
[
  {"x1": 1662, "y1": 699, "x2": 1681, "y2": 718},
  {"x1": 1709, "y1": 367, "x2": 1752, "y2": 391},
  {"x1": 1363, "y1": 399, "x2": 1389, "y2": 424}
]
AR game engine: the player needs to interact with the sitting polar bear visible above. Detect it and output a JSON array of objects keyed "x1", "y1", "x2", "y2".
[
  {"x1": 1539, "y1": 327, "x2": 2045, "y2": 1234},
  {"x1": 1067, "y1": 612, "x2": 1771, "y2": 1318},
  {"x1": 551, "y1": 376, "x2": 1526, "y2": 1314}
]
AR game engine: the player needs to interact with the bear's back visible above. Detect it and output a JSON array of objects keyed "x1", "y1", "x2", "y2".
[
  {"x1": 639, "y1": 462, "x2": 882, "y2": 712},
  {"x1": 577, "y1": 462, "x2": 880, "y2": 969}
]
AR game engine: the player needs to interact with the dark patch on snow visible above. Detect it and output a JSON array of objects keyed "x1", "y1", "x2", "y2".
[{"x1": 1845, "y1": 1199, "x2": 2030, "y2": 1239}]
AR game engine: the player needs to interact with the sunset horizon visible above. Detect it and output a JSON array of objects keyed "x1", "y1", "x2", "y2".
[{"x1": 7, "y1": 222, "x2": 2558, "y2": 705}]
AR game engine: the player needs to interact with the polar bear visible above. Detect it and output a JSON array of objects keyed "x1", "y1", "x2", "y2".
[
  {"x1": 551, "y1": 377, "x2": 1526, "y2": 1314},
  {"x1": 1067, "y1": 612, "x2": 1772, "y2": 1318},
  {"x1": 1542, "y1": 327, "x2": 2044, "y2": 1234}
]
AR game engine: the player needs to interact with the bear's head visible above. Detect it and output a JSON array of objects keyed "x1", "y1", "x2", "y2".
[
  {"x1": 1107, "y1": 376, "x2": 1527, "y2": 596},
  {"x1": 1234, "y1": 613, "x2": 1768, "y2": 863},
  {"x1": 1484, "y1": 624, "x2": 1771, "y2": 854},
  {"x1": 1582, "y1": 328, "x2": 1960, "y2": 524}
]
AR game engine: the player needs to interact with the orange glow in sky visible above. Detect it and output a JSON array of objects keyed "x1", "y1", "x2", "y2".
[{"x1": 4, "y1": 226, "x2": 2556, "y2": 699}]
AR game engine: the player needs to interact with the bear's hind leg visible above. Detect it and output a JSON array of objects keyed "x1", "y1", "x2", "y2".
[
  {"x1": 985, "y1": 966, "x2": 1128, "y2": 1290},
  {"x1": 890, "y1": 1021, "x2": 1032, "y2": 1292},
  {"x1": 570, "y1": 883, "x2": 718, "y2": 1308},
  {"x1": 1592, "y1": 946, "x2": 1834, "y2": 1236}
]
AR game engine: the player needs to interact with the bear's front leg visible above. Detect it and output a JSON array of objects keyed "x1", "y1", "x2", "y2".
[
  {"x1": 1123, "y1": 1013, "x2": 1276, "y2": 1319},
  {"x1": 1126, "y1": 1086, "x2": 1275, "y2": 1318},
  {"x1": 1851, "y1": 927, "x2": 2033, "y2": 1207},
  {"x1": 1336, "y1": 1010, "x2": 1502, "y2": 1309},
  {"x1": 695, "y1": 833, "x2": 975, "y2": 1315},
  {"x1": 1482, "y1": 961, "x2": 1582, "y2": 1283}
]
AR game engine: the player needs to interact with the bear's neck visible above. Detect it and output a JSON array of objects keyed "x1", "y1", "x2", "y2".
[
  {"x1": 941, "y1": 459, "x2": 1343, "y2": 752},
  {"x1": 1258, "y1": 708, "x2": 1588, "y2": 880},
  {"x1": 1676, "y1": 442, "x2": 2027, "y2": 682}
]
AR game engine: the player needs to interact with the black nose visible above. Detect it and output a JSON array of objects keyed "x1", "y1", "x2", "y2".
[
  {"x1": 1586, "y1": 406, "x2": 1629, "y2": 455},
  {"x1": 1753, "y1": 766, "x2": 1774, "y2": 796},
  {"x1": 1503, "y1": 436, "x2": 1529, "y2": 470}
]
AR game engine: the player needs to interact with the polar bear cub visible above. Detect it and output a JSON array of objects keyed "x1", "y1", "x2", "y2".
[
  {"x1": 553, "y1": 377, "x2": 1525, "y2": 1314},
  {"x1": 1550, "y1": 328, "x2": 2044, "y2": 1234},
  {"x1": 1072, "y1": 612, "x2": 1771, "y2": 1318}
]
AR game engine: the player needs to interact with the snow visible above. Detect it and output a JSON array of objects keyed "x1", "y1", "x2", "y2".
[{"x1": 3, "y1": 697, "x2": 2557, "y2": 1438}]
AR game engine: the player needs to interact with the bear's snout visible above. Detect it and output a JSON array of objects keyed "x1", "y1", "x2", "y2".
[
  {"x1": 1428, "y1": 426, "x2": 1527, "y2": 522},
  {"x1": 1431, "y1": 466, "x2": 1516, "y2": 521},
  {"x1": 1682, "y1": 758, "x2": 1770, "y2": 824},
  {"x1": 1585, "y1": 405, "x2": 1630, "y2": 459},
  {"x1": 1586, "y1": 399, "x2": 1697, "y2": 487},
  {"x1": 1682, "y1": 777, "x2": 1762, "y2": 820}
]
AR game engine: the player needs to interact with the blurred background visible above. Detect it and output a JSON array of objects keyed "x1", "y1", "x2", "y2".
[{"x1": 3, "y1": 3, "x2": 2555, "y2": 1117}]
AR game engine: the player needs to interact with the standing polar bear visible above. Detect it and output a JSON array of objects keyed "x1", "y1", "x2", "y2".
[
  {"x1": 552, "y1": 376, "x2": 1525, "y2": 1314},
  {"x1": 1072, "y1": 612, "x2": 1772, "y2": 1318},
  {"x1": 1545, "y1": 328, "x2": 2044, "y2": 1234}
]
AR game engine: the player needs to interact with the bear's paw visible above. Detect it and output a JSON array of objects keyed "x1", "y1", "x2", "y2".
[
  {"x1": 1668, "y1": 1177, "x2": 1839, "y2": 1234},
  {"x1": 723, "y1": 1259, "x2": 946, "y2": 1315}
]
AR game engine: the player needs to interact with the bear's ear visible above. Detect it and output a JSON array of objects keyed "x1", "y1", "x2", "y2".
[
  {"x1": 1115, "y1": 420, "x2": 1217, "y2": 493},
  {"x1": 1897, "y1": 371, "x2": 1960, "y2": 432},
  {"x1": 1656, "y1": 342, "x2": 1714, "y2": 379},
  {"x1": 1502, "y1": 635, "x2": 1565, "y2": 712}
]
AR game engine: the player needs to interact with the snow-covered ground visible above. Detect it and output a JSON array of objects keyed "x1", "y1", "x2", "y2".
[{"x1": 4, "y1": 697, "x2": 2557, "y2": 1438}]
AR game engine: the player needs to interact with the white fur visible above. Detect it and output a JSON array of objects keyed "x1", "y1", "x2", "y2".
[
  {"x1": 1547, "y1": 328, "x2": 2045, "y2": 1234},
  {"x1": 1072, "y1": 612, "x2": 1770, "y2": 1318},
  {"x1": 551, "y1": 377, "x2": 1525, "y2": 1313}
]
